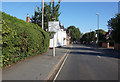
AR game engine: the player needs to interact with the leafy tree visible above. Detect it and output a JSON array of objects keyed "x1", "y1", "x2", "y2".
[
  {"x1": 81, "y1": 29, "x2": 106, "y2": 44},
  {"x1": 66, "y1": 26, "x2": 82, "y2": 42},
  {"x1": 80, "y1": 31, "x2": 96, "y2": 44},
  {"x1": 95, "y1": 29, "x2": 106, "y2": 42},
  {"x1": 108, "y1": 14, "x2": 120, "y2": 43},
  {"x1": 80, "y1": 33, "x2": 89, "y2": 44},
  {"x1": 90, "y1": 31, "x2": 96, "y2": 42},
  {"x1": 31, "y1": 0, "x2": 61, "y2": 30}
]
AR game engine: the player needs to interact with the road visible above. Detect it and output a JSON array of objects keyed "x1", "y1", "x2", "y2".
[{"x1": 55, "y1": 44, "x2": 119, "y2": 80}]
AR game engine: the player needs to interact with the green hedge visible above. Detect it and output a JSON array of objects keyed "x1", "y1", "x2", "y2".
[{"x1": 2, "y1": 12, "x2": 50, "y2": 68}]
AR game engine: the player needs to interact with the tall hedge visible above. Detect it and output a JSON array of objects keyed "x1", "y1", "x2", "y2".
[
  {"x1": 2, "y1": 12, "x2": 50, "y2": 68},
  {"x1": 108, "y1": 14, "x2": 120, "y2": 44}
]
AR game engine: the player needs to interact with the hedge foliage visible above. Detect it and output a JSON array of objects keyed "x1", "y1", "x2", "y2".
[
  {"x1": 108, "y1": 14, "x2": 120, "y2": 44},
  {"x1": 2, "y1": 12, "x2": 50, "y2": 68}
]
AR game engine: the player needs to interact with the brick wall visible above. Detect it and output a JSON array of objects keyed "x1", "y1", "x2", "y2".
[
  {"x1": 114, "y1": 43, "x2": 120, "y2": 50},
  {"x1": 102, "y1": 42, "x2": 109, "y2": 48}
]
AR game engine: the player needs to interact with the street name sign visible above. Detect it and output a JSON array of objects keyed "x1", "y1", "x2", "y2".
[{"x1": 48, "y1": 21, "x2": 60, "y2": 32}]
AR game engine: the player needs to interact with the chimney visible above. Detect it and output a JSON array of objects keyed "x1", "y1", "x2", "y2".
[{"x1": 26, "y1": 13, "x2": 31, "y2": 23}]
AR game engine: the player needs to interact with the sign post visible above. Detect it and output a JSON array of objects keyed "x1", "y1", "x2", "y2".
[
  {"x1": 48, "y1": 21, "x2": 60, "y2": 57},
  {"x1": 53, "y1": 33, "x2": 55, "y2": 56}
]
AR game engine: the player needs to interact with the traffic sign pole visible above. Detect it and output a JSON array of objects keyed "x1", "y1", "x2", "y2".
[{"x1": 53, "y1": 33, "x2": 55, "y2": 56}]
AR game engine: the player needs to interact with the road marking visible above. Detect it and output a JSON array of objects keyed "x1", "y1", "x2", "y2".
[
  {"x1": 53, "y1": 49, "x2": 71, "y2": 82},
  {"x1": 45, "y1": 48, "x2": 71, "y2": 80},
  {"x1": 80, "y1": 55, "x2": 84, "y2": 56},
  {"x1": 97, "y1": 56, "x2": 101, "y2": 58}
]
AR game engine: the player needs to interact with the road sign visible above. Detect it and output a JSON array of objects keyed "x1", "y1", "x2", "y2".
[
  {"x1": 48, "y1": 21, "x2": 60, "y2": 32},
  {"x1": 48, "y1": 21, "x2": 60, "y2": 57}
]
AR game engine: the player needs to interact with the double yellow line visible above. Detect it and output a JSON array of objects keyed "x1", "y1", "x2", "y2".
[{"x1": 53, "y1": 48, "x2": 71, "y2": 81}]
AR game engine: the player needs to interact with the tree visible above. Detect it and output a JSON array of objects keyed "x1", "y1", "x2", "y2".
[
  {"x1": 80, "y1": 33, "x2": 89, "y2": 44},
  {"x1": 31, "y1": 0, "x2": 61, "y2": 30},
  {"x1": 108, "y1": 14, "x2": 120, "y2": 43},
  {"x1": 80, "y1": 29, "x2": 106, "y2": 44},
  {"x1": 80, "y1": 31, "x2": 96, "y2": 44},
  {"x1": 66, "y1": 26, "x2": 82, "y2": 42},
  {"x1": 90, "y1": 31, "x2": 96, "y2": 42},
  {"x1": 95, "y1": 29, "x2": 106, "y2": 42}
]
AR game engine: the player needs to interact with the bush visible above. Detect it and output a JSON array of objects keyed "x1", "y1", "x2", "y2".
[
  {"x1": 108, "y1": 14, "x2": 120, "y2": 44},
  {"x1": 2, "y1": 12, "x2": 50, "y2": 68}
]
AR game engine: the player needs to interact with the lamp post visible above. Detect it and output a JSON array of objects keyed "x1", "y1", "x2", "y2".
[
  {"x1": 42, "y1": 0, "x2": 44, "y2": 30},
  {"x1": 96, "y1": 13, "x2": 99, "y2": 44}
]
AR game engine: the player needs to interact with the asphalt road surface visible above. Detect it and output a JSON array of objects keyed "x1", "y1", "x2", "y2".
[{"x1": 55, "y1": 44, "x2": 119, "y2": 80}]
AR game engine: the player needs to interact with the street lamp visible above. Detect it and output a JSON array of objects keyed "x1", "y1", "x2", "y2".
[
  {"x1": 42, "y1": 0, "x2": 44, "y2": 30},
  {"x1": 96, "y1": 13, "x2": 99, "y2": 44}
]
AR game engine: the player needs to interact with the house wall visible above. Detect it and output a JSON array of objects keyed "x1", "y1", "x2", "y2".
[
  {"x1": 49, "y1": 29, "x2": 67, "y2": 48},
  {"x1": 63, "y1": 31, "x2": 67, "y2": 46},
  {"x1": 49, "y1": 33, "x2": 57, "y2": 48}
]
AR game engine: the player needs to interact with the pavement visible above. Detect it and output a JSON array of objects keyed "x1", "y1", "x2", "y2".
[
  {"x1": 1, "y1": 44, "x2": 120, "y2": 81},
  {"x1": 2, "y1": 45, "x2": 71, "y2": 80},
  {"x1": 55, "y1": 44, "x2": 119, "y2": 80}
]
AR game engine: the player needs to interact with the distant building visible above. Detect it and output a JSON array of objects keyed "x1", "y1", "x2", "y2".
[
  {"x1": 26, "y1": 13, "x2": 31, "y2": 23},
  {"x1": 66, "y1": 33, "x2": 70, "y2": 45},
  {"x1": 118, "y1": 1, "x2": 120, "y2": 14}
]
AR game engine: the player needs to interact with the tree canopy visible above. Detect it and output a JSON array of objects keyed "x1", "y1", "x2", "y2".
[
  {"x1": 66, "y1": 26, "x2": 82, "y2": 42},
  {"x1": 108, "y1": 14, "x2": 120, "y2": 43},
  {"x1": 80, "y1": 29, "x2": 107, "y2": 44},
  {"x1": 95, "y1": 29, "x2": 106, "y2": 42},
  {"x1": 80, "y1": 31, "x2": 96, "y2": 44},
  {"x1": 31, "y1": 0, "x2": 61, "y2": 30}
]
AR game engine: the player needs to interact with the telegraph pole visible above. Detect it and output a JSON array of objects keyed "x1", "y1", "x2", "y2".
[{"x1": 42, "y1": 0, "x2": 44, "y2": 30}]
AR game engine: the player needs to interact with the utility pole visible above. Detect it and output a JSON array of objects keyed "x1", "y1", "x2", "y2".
[{"x1": 42, "y1": 0, "x2": 44, "y2": 30}]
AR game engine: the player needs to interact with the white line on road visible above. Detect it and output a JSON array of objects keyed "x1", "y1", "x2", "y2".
[
  {"x1": 97, "y1": 56, "x2": 101, "y2": 58},
  {"x1": 53, "y1": 49, "x2": 71, "y2": 82}
]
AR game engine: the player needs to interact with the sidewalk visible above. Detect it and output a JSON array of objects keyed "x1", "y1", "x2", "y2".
[{"x1": 2, "y1": 45, "x2": 71, "y2": 80}]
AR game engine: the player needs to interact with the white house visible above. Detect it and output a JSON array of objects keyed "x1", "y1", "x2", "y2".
[{"x1": 48, "y1": 21, "x2": 67, "y2": 48}]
